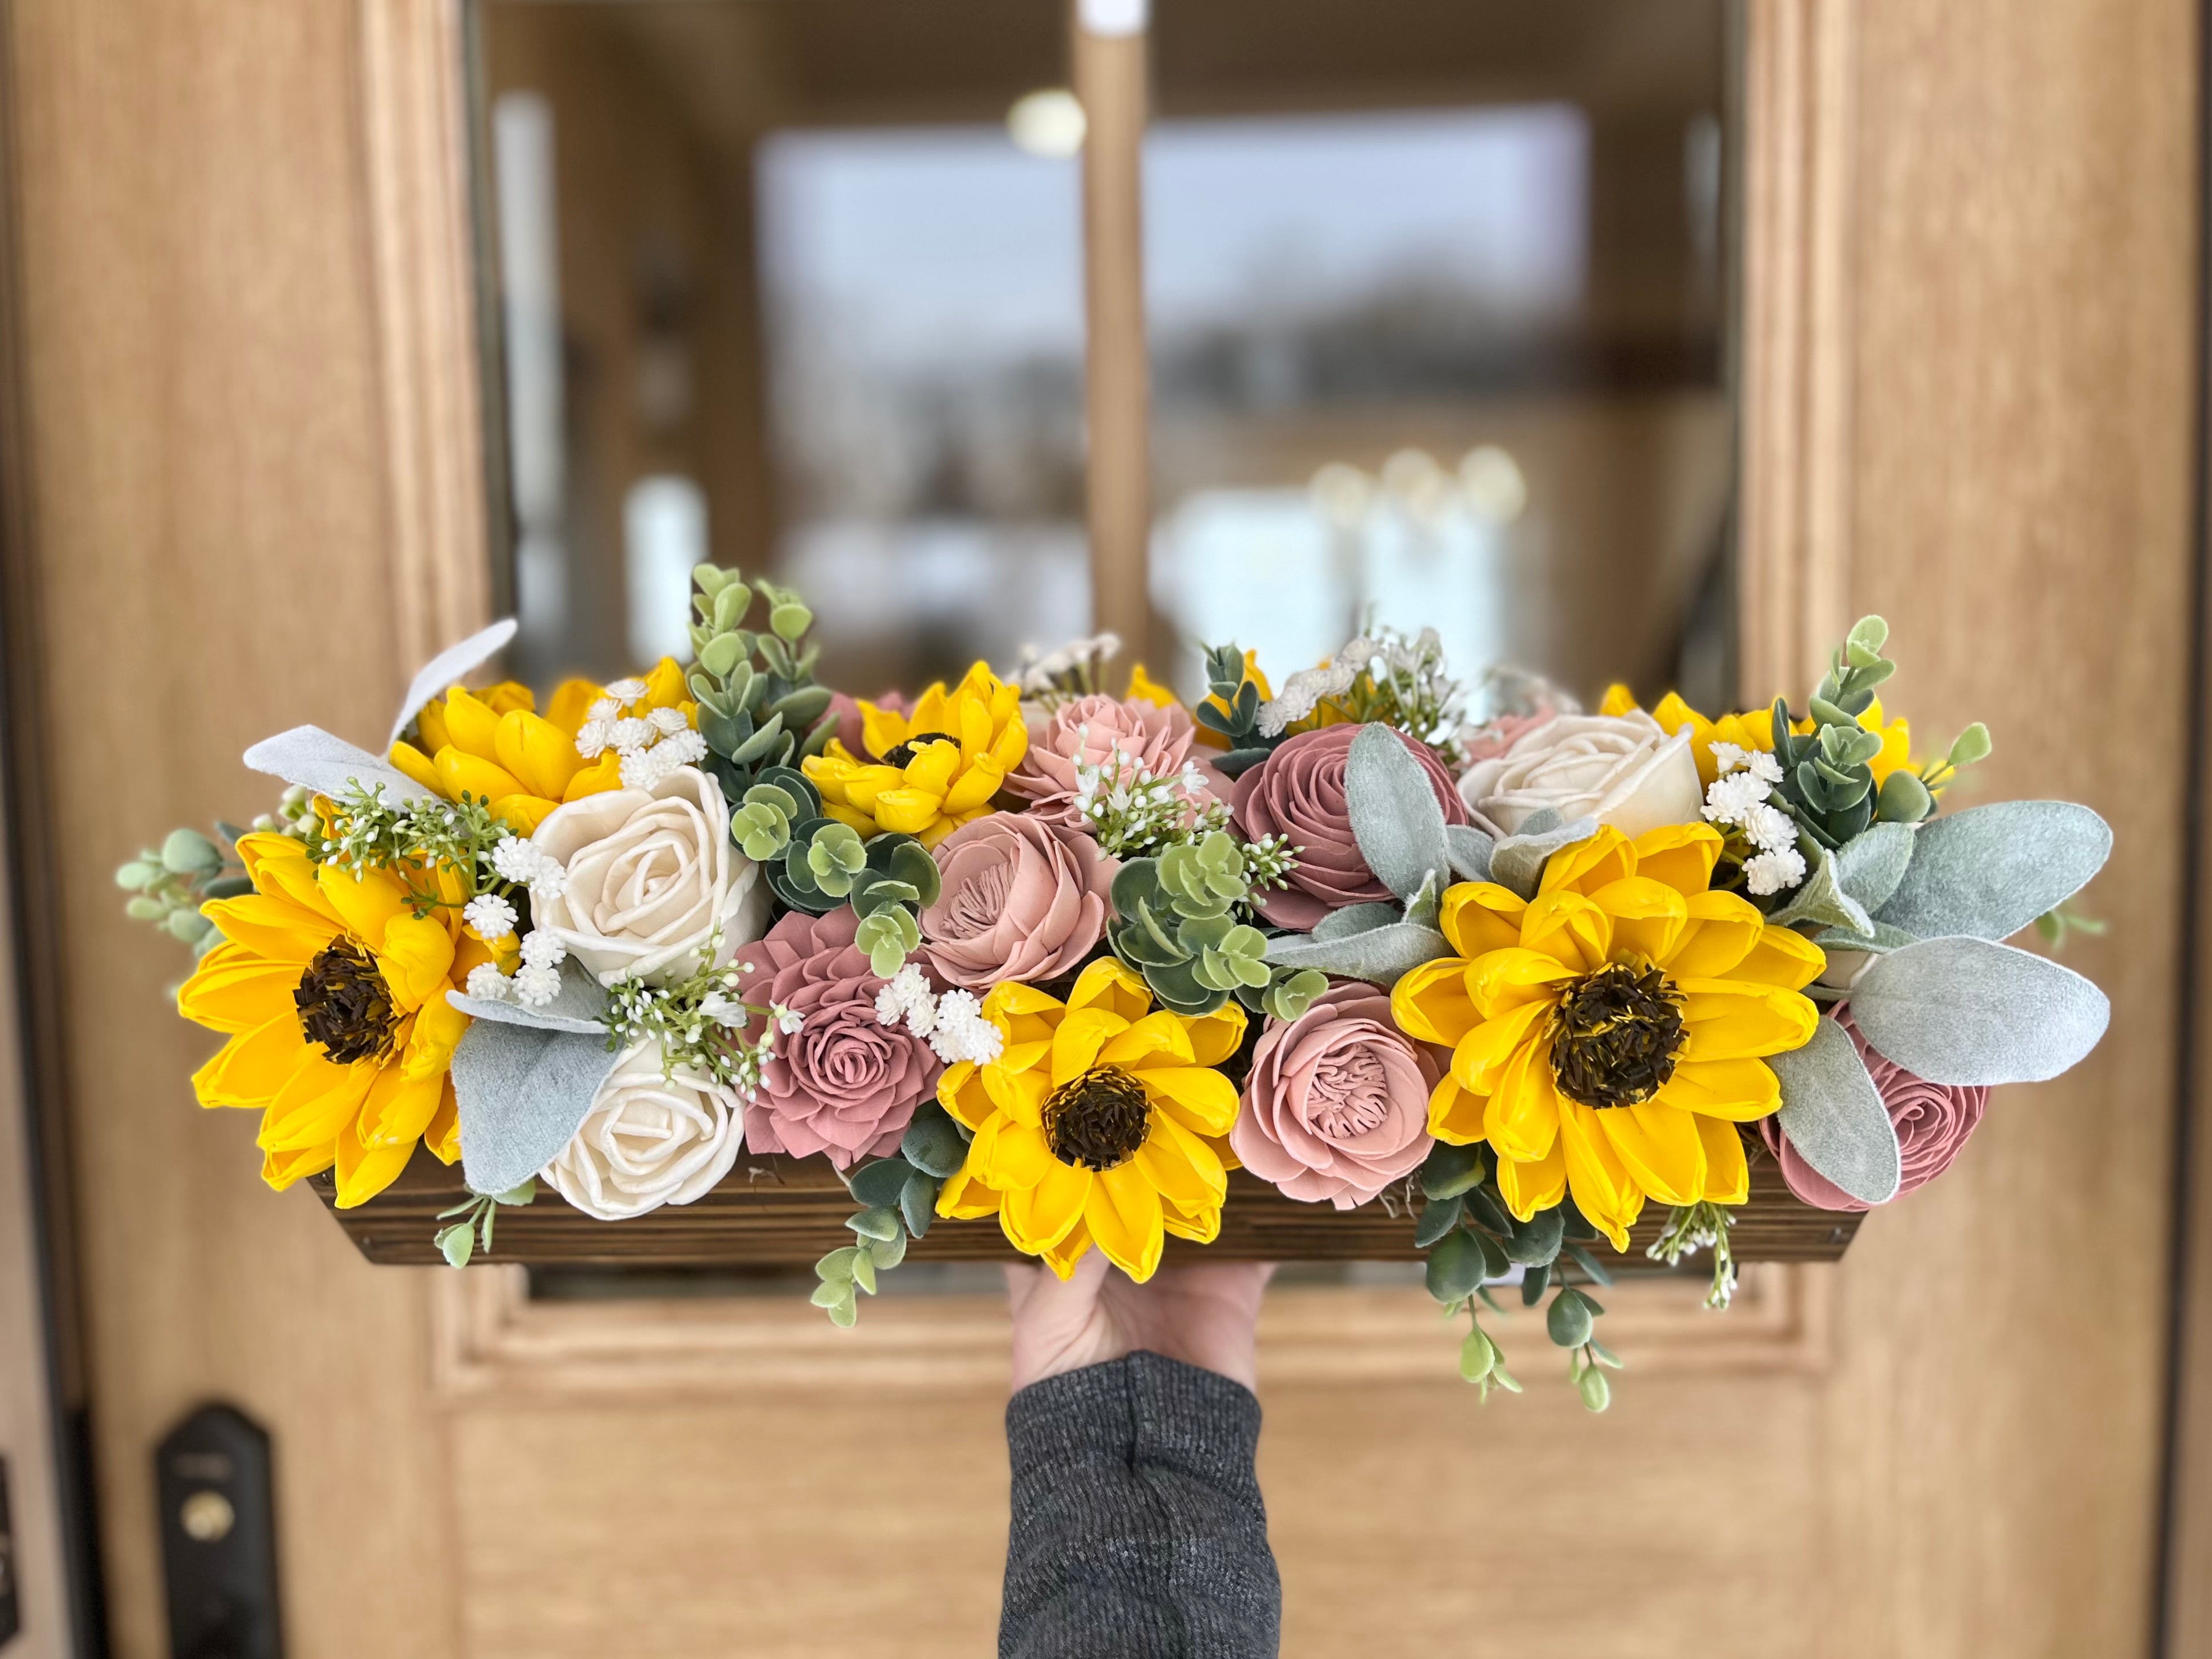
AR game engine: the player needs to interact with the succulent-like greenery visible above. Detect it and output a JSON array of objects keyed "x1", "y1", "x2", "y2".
[
  {"x1": 1414, "y1": 1141, "x2": 1623, "y2": 1410},
  {"x1": 686, "y1": 563, "x2": 837, "y2": 801},
  {"x1": 767, "y1": 819, "x2": 940, "y2": 976},
  {"x1": 1190, "y1": 643, "x2": 1283, "y2": 780},
  {"x1": 727, "y1": 766, "x2": 820, "y2": 862},
  {"x1": 432, "y1": 1178, "x2": 537, "y2": 1269},
  {"x1": 1769, "y1": 615, "x2": 1991, "y2": 850},
  {"x1": 116, "y1": 826, "x2": 247, "y2": 957},
  {"x1": 1107, "y1": 832, "x2": 1275, "y2": 1015},
  {"x1": 812, "y1": 1100, "x2": 970, "y2": 1325}
]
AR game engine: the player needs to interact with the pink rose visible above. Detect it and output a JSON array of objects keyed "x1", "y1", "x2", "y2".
[
  {"x1": 1231, "y1": 982, "x2": 1442, "y2": 1208},
  {"x1": 918, "y1": 813, "x2": 1113, "y2": 990},
  {"x1": 1459, "y1": 709, "x2": 1552, "y2": 764},
  {"x1": 1230, "y1": 724, "x2": 1469, "y2": 931},
  {"x1": 1760, "y1": 1006, "x2": 1989, "y2": 1212},
  {"x1": 1007, "y1": 693, "x2": 1222, "y2": 835},
  {"x1": 737, "y1": 907, "x2": 940, "y2": 1169}
]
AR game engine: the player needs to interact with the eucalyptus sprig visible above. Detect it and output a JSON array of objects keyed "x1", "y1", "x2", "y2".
[
  {"x1": 1414, "y1": 1142, "x2": 1623, "y2": 1410},
  {"x1": 434, "y1": 1178, "x2": 538, "y2": 1269},
  {"x1": 1191, "y1": 643, "x2": 1282, "y2": 779},
  {"x1": 686, "y1": 563, "x2": 837, "y2": 801},
  {"x1": 116, "y1": 825, "x2": 248, "y2": 957},
  {"x1": 812, "y1": 1101, "x2": 970, "y2": 1325}
]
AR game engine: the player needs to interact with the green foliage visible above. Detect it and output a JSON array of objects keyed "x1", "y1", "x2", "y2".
[
  {"x1": 1417, "y1": 1160, "x2": 1623, "y2": 1411},
  {"x1": 1189, "y1": 642, "x2": 1281, "y2": 779},
  {"x1": 1646, "y1": 1199, "x2": 1739, "y2": 1308},
  {"x1": 432, "y1": 1178, "x2": 537, "y2": 1269},
  {"x1": 1107, "y1": 832, "x2": 1273, "y2": 1015},
  {"x1": 729, "y1": 769, "x2": 818, "y2": 861},
  {"x1": 813, "y1": 1102, "x2": 974, "y2": 1326},
  {"x1": 686, "y1": 563, "x2": 837, "y2": 802},
  {"x1": 118, "y1": 824, "x2": 237, "y2": 957}
]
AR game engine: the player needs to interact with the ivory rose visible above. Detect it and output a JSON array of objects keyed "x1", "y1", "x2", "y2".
[
  {"x1": 918, "y1": 813, "x2": 1113, "y2": 990},
  {"x1": 1008, "y1": 693, "x2": 1221, "y2": 835},
  {"x1": 542, "y1": 1039, "x2": 744, "y2": 1220},
  {"x1": 1231, "y1": 982, "x2": 1442, "y2": 1208},
  {"x1": 737, "y1": 907, "x2": 940, "y2": 1169},
  {"x1": 1456, "y1": 710, "x2": 1703, "y2": 839},
  {"x1": 1230, "y1": 724, "x2": 1469, "y2": 931},
  {"x1": 529, "y1": 765, "x2": 770, "y2": 985},
  {"x1": 1761, "y1": 1007, "x2": 1989, "y2": 1213}
]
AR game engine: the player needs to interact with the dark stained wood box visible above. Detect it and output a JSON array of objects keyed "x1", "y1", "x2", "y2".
[{"x1": 315, "y1": 1150, "x2": 1860, "y2": 1269}]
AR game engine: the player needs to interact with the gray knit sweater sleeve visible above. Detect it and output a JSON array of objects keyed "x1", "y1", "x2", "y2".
[{"x1": 1001, "y1": 1351, "x2": 1280, "y2": 1658}]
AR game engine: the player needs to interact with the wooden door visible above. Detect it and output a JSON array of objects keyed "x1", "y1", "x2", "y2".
[{"x1": 0, "y1": 1, "x2": 2193, "y2": 1656}]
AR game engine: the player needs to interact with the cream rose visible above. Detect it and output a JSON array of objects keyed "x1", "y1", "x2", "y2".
[
  {"x1": 1457, "y1": 710, "x2": 1702, "y2": 838},
  {"x1": 542, "y1": 1039, "x2": 743, "y2": 1220},
  {"x1": 530, "y1": 766, "x2": 770, "y2": 985}
]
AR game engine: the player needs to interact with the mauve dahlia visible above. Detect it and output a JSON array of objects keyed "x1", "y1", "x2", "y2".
[
  {"x1": 736, "y1": 907, "x2": 940, "y2": 1169},
  {"x1": 1230, "y1": 724, "x2": 1469, "y2": 931}
]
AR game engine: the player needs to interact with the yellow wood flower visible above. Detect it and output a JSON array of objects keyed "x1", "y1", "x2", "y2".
[
  {"x1": 936, "y1": 959, "x2": 1247, "y2": 1281},
  {"x1": 388, "y1": 657, "x2": 695, "y2": 834},
  {"x1": 803, "y1": 661, "x2": 1026, "y2": 847},
  {"x1": 1392, "y1": 824, "x2": 1825, "y2": 1249},
  {"x1": 177, "y1": 833, "x2": 507, "y2": 1206},
  {"x1": 1600, "y1": 684, "x2": 1914, "y2": 792}
]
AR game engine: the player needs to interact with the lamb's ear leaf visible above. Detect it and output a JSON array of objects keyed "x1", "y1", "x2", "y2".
[
  {"x1": 1832, "y1": 822, "x2": 1916, "y2": 913},
  {"x1": 445, "y1": 959, "x2": 607, "y2": 1036},
  {"x1": 1769, "y1": 846, "x2": 1875, "y2": 935},
  {"x1": 1261, "y1": 922, "x2": 1453, "y2": 987},
  {"x1": 1445, "y1": 824, "x2": 1495, "y2": 883},
  {"x1": 1769, "y1": 1016, "x2": 1900, "y2": 1205},
  {"x1": 1812, "y1": 921, "x2": 1918, "y2": 956},
  {"x1": 1873, "y1": 801, "x2": 2113, "y2": 941},
  {"x1": 1489, "y1": 816, "x2": 1600, "y2": 899},
  {"x1": 1403, "y1": 868, "x2": 1446, "y2": 931},
  {"x1": 244, "y1": 726, "x2": 435, "y2": 805},
  {"x1": 454, "y1": 1021, "x2": 621, "y2": 1197},
  {"x1": 1847, "y1": 934, "x2": 2111, "y2": 1086},
  {"x1": 1344, "y1": 724, "x2": 1451, "y2": 903},
  {"x1": 389, "y1": 618, "x2": 520, "y2": 745},
  {"x1": 1311, "y1": 902, "x2": 1403, "y2": 942}
]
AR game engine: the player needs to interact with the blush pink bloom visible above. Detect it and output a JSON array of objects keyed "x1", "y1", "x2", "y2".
[
  {"x1": 1230, "y1": 724, "x2": 1469, "y2": 931},
  {"x1": 918, "y1": 813, "x2": 1114, "y2": 990},
  {"x1": 736, "y1": 907, "x2": 940, "y2": 1169},
  {"x1": 1459, "y1": 709, "x2": 1553, "y2": 765},
  {"x1": 1760, "y1": 1006, "x2": 1989, "y2": 1212},
  {"x1": 1008, "y1": 693, "x2": 1222, "y2": 835},
  {"x1": 1231, "y1": 982, "x2": 1442, "y2": 1208}
]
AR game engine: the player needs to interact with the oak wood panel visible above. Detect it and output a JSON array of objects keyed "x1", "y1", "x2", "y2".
[
  {"x1": 1822, "y1": 1, "x2": 2197, "y2": 1655},
  {"x1": 6, "y1": 3, "x2": 462, "y2": 1656},
  {"x1": 316, "y1": 1145, "x2": 1860, "y2": 1268}
]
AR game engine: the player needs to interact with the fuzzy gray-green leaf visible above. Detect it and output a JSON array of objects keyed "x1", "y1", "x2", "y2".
[
  {"x1": 1873, "y1": 800, "x2": 2112, "y2": 942},
  {"x1": 1848, "y1": 934, "x2": 2109, "y2": 1086},
  {"x1": 1489, "y1": 816, "x2": 1600, "y2": 899},
  {"x1": 1261, "y1": 921, "x2": 1451, "y2": 986},
  {"x1": 1344, "y1": 723, "x2": 1453, "y2": 903},
  {"x1": 1769, "y1": 1013, "x2": 1900, "y2": 1204}
]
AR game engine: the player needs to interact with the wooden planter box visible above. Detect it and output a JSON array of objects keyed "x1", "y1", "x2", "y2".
[{"x1": 315, "y1": 1150, "x2": 1861, "y2": 1270}]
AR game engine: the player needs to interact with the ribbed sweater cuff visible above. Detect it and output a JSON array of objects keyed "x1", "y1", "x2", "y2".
[{"x1": 1007, "y1": 1351, "x2": 1262, "y2": 1496}]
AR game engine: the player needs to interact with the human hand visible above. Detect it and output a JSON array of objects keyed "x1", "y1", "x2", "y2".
[{"x1": 1006, "y1": 1252, "x2": 1276, "y2": 1393}]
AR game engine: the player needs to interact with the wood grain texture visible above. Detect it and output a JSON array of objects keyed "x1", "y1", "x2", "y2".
[
  {"x1": 6, "y1": 3, "x2": 462, "y2": 1656},
  {"x1": 1823, "y1": 1, "x2": 2197, "y2": 1655},
  {"x1": 315, "y1": 1145, "x2": 1860, "y2": 1268}
]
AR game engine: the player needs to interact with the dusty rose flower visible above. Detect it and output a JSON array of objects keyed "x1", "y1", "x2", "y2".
[
  {"x1": 1008, "y1": 693, "x2": 1222, "y2": 834},
  {"x1": 1232, "y1": 982, "x2": 1441, "y2": 1208},
  {"x1": 1230, "y1": 724, "x2": 1469, "y2": 931},
  {"x1": 1760, "y1": 1006, "x2": 1989, "y2": 1212},
  {"x1": 737, "y1": 907, "x2": 940, "y2": 1169},
  {"x1": 918, "y1": 813, "x2": 1113, "y2": 990},
  {"x1": 1459, "y1": 709, "x2": 1552, "y2": 764}
]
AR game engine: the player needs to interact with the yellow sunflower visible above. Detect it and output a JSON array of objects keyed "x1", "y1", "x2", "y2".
[
  {"x1": 389, "y1": 656, "x2": 696, "y2": 834},
  {"x1": 803, "y1": 661, "x2": 1026, "y2": 847},
  {"x1": 936, "y1": 959, "x2": 1247, "y2": 1281},
  {"x1": 179, "y1": 832, "x2": 505, "y2": 1206},
  {"x1": 1600, "y1": 685, "x2": 1914, "y2": 792},
  {"x1": 1391, "y1": 823, "x2": 1824, "y2": 1249}
]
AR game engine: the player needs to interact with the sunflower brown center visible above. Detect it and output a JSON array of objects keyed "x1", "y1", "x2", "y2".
[
  {"x1": 879, "y1": 731, "x2": 960, "y2": 768},
  {"x1": 295, "y1": 939, "x2": 399, "y2": 1065},
  {"x1": 1042, "y1": 1064, "x2": 1152, "y2": 1171},
  {"x1": 1548, "y1": 961, "x2": 1686, "y2": 1110}
]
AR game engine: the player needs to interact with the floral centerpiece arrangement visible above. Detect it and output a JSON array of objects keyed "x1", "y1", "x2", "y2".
[{"x1": 125, "y1": 569, "x2": 2112, "y2": 1406}]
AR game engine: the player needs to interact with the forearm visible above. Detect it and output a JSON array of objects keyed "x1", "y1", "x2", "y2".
[{"x1": 1001, "y1": 1351, "x2": 1280, "y2": 1659}]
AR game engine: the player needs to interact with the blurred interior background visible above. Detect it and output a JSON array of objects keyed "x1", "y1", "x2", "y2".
[{"x1": 479, "y1": 0, "x2": 1736, "y2": 716}]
